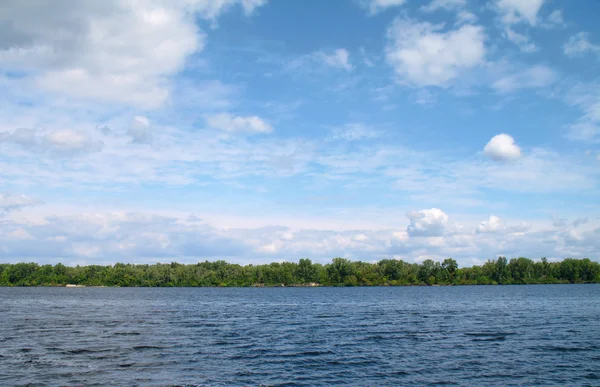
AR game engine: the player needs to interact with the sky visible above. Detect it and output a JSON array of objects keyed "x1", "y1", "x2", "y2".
[{"x1": 1, "y1": 0, "x2": 599, "y2": 266}]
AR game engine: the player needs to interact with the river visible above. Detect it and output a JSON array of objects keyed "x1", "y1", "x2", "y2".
[{"x1": 1, "y1": 285, "x2": 599, "y2": 386}]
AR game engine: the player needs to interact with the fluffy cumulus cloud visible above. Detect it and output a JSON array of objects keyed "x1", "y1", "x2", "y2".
[
  {"x1": 563, "y1": 32, "x2": 600, "y2": 58},
  {"x1": 385, "y1": 17, "x2": 486, "y2": 87},
  {"x1": 0, "y1": 211, "x2": 250, "y2": 263},
  {"x1": 476, "y1": 215, "x2": 503, "y2": 233},
  {"x1": 0, "y1": 0, "x2": 267, "y2": 108},
  {"x1": 1, "y1": 1, "x2": 599, "y2": 266},
  {"x1": 3, "y1": 205, "x2": 597, "y2": 265},
  {"x1": 483, "y1": 134, "x2": 522, "y2": 161},
  {"x1": 205, "y1": 113, "x2": 273, "y2": 134},
  {"x1": 406, "y1": 208, "x2": 449, "y2": 237}
]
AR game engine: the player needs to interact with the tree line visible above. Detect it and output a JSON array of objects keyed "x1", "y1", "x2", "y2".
[{"x1": 0, "y1": 257, "x2": 598, "y2": 287}]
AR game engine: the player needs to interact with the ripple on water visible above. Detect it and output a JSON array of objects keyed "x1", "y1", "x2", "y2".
[{"x1": 1, "y1": 285, "x2": 599, "y2": 386}]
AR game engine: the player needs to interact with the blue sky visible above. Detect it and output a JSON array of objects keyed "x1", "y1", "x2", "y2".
[{"x1": 1, "y1": 0, "x2": 599, "y2": 266}]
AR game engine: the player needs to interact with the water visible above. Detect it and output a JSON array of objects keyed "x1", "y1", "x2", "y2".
[{"x1": 1, "y1": 285, "x2": 599, "y2": 386}]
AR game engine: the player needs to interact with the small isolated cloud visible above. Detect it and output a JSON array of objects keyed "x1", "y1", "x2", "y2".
[
  {"x1": 496, "y1": 0, "x2": 545, "y2": 26},
  {"x1": 406, "y1": 208, "x2": 449, "y2": 237},
  {"x1": 484, "y1": 134, "x2": 522, "y2": 161},
  {"x1": 492, "y1": 64, "x2": 556, "y2": 93},
  {"x1": 0, "y1": 193, "x2": 40, "y2": 216},
  {"x1": 476, "y1": 215, "x2": 503, "y2": 233},
  {"x1": 563, "y1": 32, "x2": 600, "y2": 58},
  {"x1": 316, "y1": 49, "x2": 352, "y2": 71},
  {"x1": 385, "y1": 17, "x2": 486, "y2": 87},
  {"x1": 205, "y1": 113, "x2": 273, "y2": 134},
  {"x1": 364, "y1": 0, "x2": 406, "y2": 15},
  {"x1": 127, "y1": 116, "x2": 153, "y2": 144}
]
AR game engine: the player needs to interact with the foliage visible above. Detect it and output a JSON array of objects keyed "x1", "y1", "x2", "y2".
[{"x1": 0, "y1": 257, "x2": 598, "y2": 287}]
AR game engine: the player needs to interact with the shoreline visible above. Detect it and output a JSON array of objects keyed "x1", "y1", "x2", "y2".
[{"x1": 2, "y1": 282, "x2": 597, "y2": 288}]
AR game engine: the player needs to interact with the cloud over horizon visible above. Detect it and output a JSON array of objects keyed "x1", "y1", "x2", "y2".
[{"x1": 1, "y1": 0, "x2": 599, "y2": 265}]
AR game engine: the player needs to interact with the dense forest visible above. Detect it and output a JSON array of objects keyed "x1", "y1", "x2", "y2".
[{"x1": 1, "y1": 257, "x2": 599, "y2": 287}]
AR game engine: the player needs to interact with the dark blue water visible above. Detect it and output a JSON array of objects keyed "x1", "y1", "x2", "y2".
[{"x1": 1, "y1": 285, "x2": 599, "y2": 386}]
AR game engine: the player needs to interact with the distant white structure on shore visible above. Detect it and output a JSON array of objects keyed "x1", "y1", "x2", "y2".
[{"x1": 65, "y1": 284, "x2": 86, "y2": 288}]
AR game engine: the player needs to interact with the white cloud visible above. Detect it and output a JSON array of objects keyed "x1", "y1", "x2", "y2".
[
  {"x1": 44, "y1": 129, "x2": 104, "y2": 153},
  {"x1": 477, "y1": 215, "x2": 503, "y2": 233},
  {"x1": 8, "y1": 228, "x2": 35, "y2": 241},
  {"x1": 492, "y1": 64, "x2": 556, "y2": 93},
  {"x1": 0, "y1": 0, "x2": 267, "y2": 109},
  {"x1": 190, "y1": 0, "x2": 268, "y2": 21},
  {"x1": 564, "y1": 82, "x2": 600, "y2": 142},
  {"x1": 483, "y1": 134, "x2": 522, "y2": 161},
  {"x1": 420, "y1": 0, "x2": 476, "y2": 25},
  {"x1": 0, "y1": 127, "x2": 104, "y2": 155},
  {"x1": 1, "y1": 204, "x2": 598, "y2": 265},
  {"x1": 316, "y1": 49, "x2": 352, "y2": 71},
  {"x1": 504, "y1": 27, "x2": 538, "y2": 52},
  {"x1": 205, "y1": 113, "x2": 273, "y2": 134},
  {"x1": 0, "y1": 193, "x2": 40, "y2": 216},
  {"x1": 461, "y1": 148, "x2": 596, "y2": 193},
  {"x1": 128, "y1": 116, "x2": 153, "y2": 144},
  {"x1": 385, "y1": 17, "x2": 486, "y2": 87},
  {"x1": 330, "y1": 123, "x2": 379, "y2": 141},
  {"x1": 573, "y1": 217, "x2": 589, "y2": 228},
  {"x1": 421, "y1": 0, "x2": 466, "y2": 12},
  {"x1": 364, "y1": 0, "x2": 406, "y2": 15},
  {"x1": 544, "y1": 10, "x2": 565, "y2": 28},
  {"x1": 552, "y1": 215, "x2": 568, "y2": 228},
  {"x1": 563, "y1": 32, "x2": 600, "y2": 58},
  {"x1": 496, "y1": 0, "x2": 545, "y2": 26},
  {"x1": 280, "y1": 231, "x2": 295, "y2": 241},
  {"x1": 285, "y1": 48, "x2": 353, "y2": 73},
  {"x1": 568, "y1": 122, "x2": 600, "y2": 142},
  {"x1": 456, "y1": 10, "x2": 478, "y2": 25},
  {"x1": 406, "y1": 208, "x2": 449, "y2": 237}
]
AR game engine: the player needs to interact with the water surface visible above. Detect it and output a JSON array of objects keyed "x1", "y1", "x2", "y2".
[{"x1": 1, "y1": 285, "x2": 599, "y2": 386}]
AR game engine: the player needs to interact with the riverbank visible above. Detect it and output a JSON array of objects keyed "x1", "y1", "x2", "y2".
[{"x1": 1, "y1": 257, "x2": 597, "y2": 287}]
